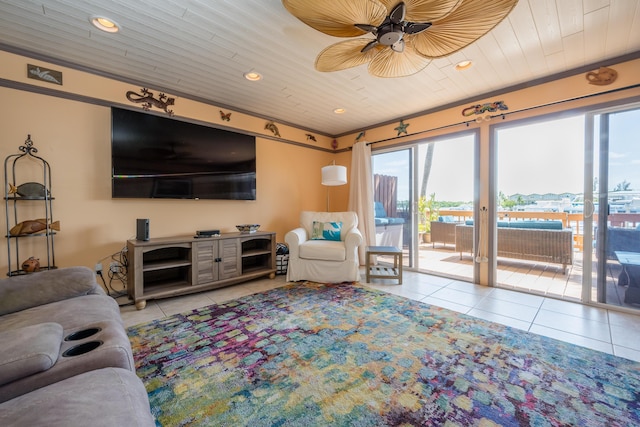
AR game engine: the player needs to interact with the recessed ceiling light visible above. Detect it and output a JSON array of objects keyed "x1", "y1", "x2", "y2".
[
  {"x1": 333, "y1": 108, "x2": 346, "y2": 114},
  {"x1": 244, "y1": 71, "x2": 262, "y2": 81},
  {"x1": 90, "y1": 16, "x2": 120, "y2": 33},
  {"x1": 455, "y1": 60, "x2": 473, "y2": 71}
]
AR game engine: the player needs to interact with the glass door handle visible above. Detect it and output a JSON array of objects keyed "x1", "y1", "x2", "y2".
[{"x1": 584, "y1": 200, "x2": 595, "y2": 218}]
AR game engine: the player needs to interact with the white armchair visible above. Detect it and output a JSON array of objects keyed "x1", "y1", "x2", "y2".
[{"x1": 285, "y1": 211, "x2": 363, "y2": 283}]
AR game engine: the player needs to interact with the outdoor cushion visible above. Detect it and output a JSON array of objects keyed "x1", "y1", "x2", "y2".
[
  {"x1": 386, "y1": 217, "x2": 405, "y2": 224},
  {"x1": 375, "y1": 217, "x2": 389, "y2": 226},
  {"x1": 0, "y1": 322, "x2": 62, "y2": 386},
  {"x1": 464, "y1": 220, "x2": 563, "y2": 230},
  {"x1": 374, "y1": 202, "x2": 388, "y2": 218},
  {"x1": 374, "y1": 201, "x2": 405, "y2": 224}
]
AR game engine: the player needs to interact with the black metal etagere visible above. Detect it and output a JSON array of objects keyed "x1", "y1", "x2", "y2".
[{"x1": 4, "y1": 135, "x2": 56, "y2": 276}]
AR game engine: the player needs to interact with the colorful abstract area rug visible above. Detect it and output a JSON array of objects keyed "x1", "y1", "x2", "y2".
[{"x1": 128, "y1": 283, "x2": 640, "y2": 426}]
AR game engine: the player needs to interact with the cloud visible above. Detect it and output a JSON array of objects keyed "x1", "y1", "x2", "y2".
[{"x1": 609, "y1": 151, "x2": 627, "y2": 159}]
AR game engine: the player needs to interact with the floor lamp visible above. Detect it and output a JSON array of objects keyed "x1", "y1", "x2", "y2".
[{"x1": 321, "y1": 162, "x2": 347, "y2": 211}]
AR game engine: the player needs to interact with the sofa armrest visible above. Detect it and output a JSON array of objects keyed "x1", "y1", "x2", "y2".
[
  {"x1": 284, "y1": 227, "x2": 308, "y2": 259},
  {"x1": 0, "y1": 267, "x2": 104, "y2": 316},
  {"x1": 344, "y1": 228, "x2": 363, "y2": 260},
  {"x1": 0, "y1": 322, "x2": 63, "y2": 386}
]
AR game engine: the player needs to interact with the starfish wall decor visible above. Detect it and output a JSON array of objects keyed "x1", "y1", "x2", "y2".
[{"x1": 395, "y1": 120, "x2": 409, "y2": 136}]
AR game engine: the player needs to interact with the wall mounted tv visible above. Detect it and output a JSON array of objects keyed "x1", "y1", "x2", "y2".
[{"x1": 111, "y1": 107, "x2": 256, "y2": 200}]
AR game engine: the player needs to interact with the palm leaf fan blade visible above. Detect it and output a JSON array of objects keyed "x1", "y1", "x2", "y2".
[
  {"x1": 368, "y1": 41, "x2": 431, "y2": 77},
  {"x1": 412, "y1": 0, "x2": 519, "y2": 58},
  {"x1": 377, "y1": 0, "x2": 463, "y2": 22},
  {"x1": 282, "y1": 0, "x2": 387, "y2": 37},
  {"x1": 315, "y1": 39, "x2": 381, "y2": 72}
]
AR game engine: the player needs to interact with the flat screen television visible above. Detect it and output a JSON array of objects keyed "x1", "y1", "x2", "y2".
[{"x1": 111, "y1": 107, "x2": 256, "y2": 200}]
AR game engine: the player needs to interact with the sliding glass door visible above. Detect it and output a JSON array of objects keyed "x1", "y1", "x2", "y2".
[
  {"x1": 491, "y1": 103, "x2": 640, "y2": 309},
  {"x1": 372, "y1": 132, "x2": 476, "y2": 283},
  {"x1": 372, "y1": 149, "x2": 413, "y2": 267},
  {"x1": 494, "y1": 115, "x2": 585, "y2": 298},
  {"x1": 415, "y1": 134, "x2": 475, "y2": 280},
  {"x1": 589, "y1": 105, "x2": 640, "y2": 309}
]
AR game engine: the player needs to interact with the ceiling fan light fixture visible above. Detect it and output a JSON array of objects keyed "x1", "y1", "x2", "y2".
[
  {"x1": 283, "y1": 0, "x2": 518, "y2": 78},
  {"x1": 243, "y1": 71, "x2": 262, "y2": 81},
  {"x1": 90, "y1": 16, "x2": 120, "y2": 33},
  {"x1": 455, "y1": 60, "x2": 473, "y2": 71},
  {"x1": 378, "y1": 30, "x2": 403, "y2": 46}
]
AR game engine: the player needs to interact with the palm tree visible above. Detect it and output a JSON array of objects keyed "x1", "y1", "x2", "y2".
[
  {"x1": 420, "y1": 143, "x2": 435, "y2": 198},
  {"x1": 614, "y1": 180, "x2": 631, "y2": 191}
]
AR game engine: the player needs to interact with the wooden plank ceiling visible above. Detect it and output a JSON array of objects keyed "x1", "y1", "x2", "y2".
[{"x1": 0, "y1": 0, "x2": 638, "y2": 136}]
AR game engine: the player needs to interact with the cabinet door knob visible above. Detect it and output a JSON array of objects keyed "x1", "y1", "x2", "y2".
[{"x1": 215, "y1": 257, "x2": 222, "y2": 262}]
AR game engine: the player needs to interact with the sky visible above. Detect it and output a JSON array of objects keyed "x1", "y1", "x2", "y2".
[{"x1": 372, "y1": 108, "x2": 640, "y2": 204}]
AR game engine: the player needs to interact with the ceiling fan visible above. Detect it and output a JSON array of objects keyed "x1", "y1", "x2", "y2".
[{"x1": 282, "y1": 0, "x2": 518, "y2": 78}]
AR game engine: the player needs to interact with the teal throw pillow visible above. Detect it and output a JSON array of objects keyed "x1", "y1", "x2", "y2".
[{"x1": 311, "y1": 221, "x2": 342, "y2": 241}]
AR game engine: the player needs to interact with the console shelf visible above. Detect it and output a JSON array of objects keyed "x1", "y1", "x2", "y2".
[{"x1": 127, "y1": 231, "x2": 276, "y2": 309}]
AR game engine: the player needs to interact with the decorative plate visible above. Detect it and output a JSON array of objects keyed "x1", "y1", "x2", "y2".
[{"x1": 236, "y1": 224, "x2": 260, "y2": 233}]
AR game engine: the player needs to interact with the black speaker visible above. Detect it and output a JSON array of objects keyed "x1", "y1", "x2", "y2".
[{"x1": 136, "y1": 218, "x2": 149, "y2": 241}]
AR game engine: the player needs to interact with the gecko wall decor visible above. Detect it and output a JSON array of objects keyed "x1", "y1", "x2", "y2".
[{"x1": 125, "y1": 88, "x2": 175, "y2": 115}]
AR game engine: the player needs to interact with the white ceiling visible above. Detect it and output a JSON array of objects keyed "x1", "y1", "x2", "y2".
[{"x1": 0, "y1": 0, "x2": 638, "y2": 136}]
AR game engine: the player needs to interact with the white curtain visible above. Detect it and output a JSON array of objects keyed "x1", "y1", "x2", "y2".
[{"x1": 348, "y1": 141, "x2": 376, "y2": 265}]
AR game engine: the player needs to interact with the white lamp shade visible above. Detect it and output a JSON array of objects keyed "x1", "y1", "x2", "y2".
[{"x1": 321, "y1": 165, "x2": 347, "y2": 186}]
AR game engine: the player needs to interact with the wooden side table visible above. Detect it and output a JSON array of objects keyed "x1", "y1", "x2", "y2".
[{"x1": 365, "y1": 246, "x2": 402, "y2": 284}]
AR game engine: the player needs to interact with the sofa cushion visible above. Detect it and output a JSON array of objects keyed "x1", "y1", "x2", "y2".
[
  {"x1": 0, "y1": 267, "x2": 104, "y2": 316},
  {"x1": 299, "y1": 240, "x2": 346, "y2": 261},
  {"x1": 0, "y1": 322, "x2": 62, "y2": 386},
  {"x1": 0, "y1": 294, "x2": 121, "y2": 333},
  {"x1": 0, "y1": 319, "x2": 134, "y2": 403},
  {"x1": 0, "y1": 367, "x2": 155, "y2": 427}
]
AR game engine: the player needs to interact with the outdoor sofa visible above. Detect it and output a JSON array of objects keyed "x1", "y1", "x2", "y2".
[
  {"x1": 455, "y1": 221, "x2": 573, "y2": 273},
  {"x1": 430, "y1": 218, "x2": 461, "y2": 247},
  {"x1": 374, "y1": 201, "x2": 405, "y2": 248}
]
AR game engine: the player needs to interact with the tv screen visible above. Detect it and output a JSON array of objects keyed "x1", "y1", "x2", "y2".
[{"x1": 111, "y1": 107, "x2": 256, "y2": 200}]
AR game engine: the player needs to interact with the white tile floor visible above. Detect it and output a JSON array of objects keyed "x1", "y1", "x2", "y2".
[{"x1": 119, "y1": 269, "x2": 640, "y2": 363}]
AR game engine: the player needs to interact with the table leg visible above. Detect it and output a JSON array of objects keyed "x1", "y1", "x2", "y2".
[{"x1": 365, "y1": 251, "x2": 371, "y2": 283}]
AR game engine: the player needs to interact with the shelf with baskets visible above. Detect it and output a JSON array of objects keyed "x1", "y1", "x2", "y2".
[{"x1": 4, "y1": 135, "x2": 57, "y2": 276}]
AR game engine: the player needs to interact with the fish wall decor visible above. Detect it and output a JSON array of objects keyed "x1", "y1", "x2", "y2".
[
  {"x1": 10, "y1": 219, "x2": 60, "y2": 236},
  {"x1": 265, "y1": 121, "x2": 281, "y2": 137},
  {"x1": 8, "y1": 182, "x2": 49, "y2": 198}
]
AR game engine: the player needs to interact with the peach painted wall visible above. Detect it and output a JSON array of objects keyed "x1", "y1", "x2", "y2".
[
  {"x1": 0, "y1": 85, "x2": 343, "y2": 276},
  {"x1": 2, "y1": 49, "x2": 639, "y2": 280}
]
